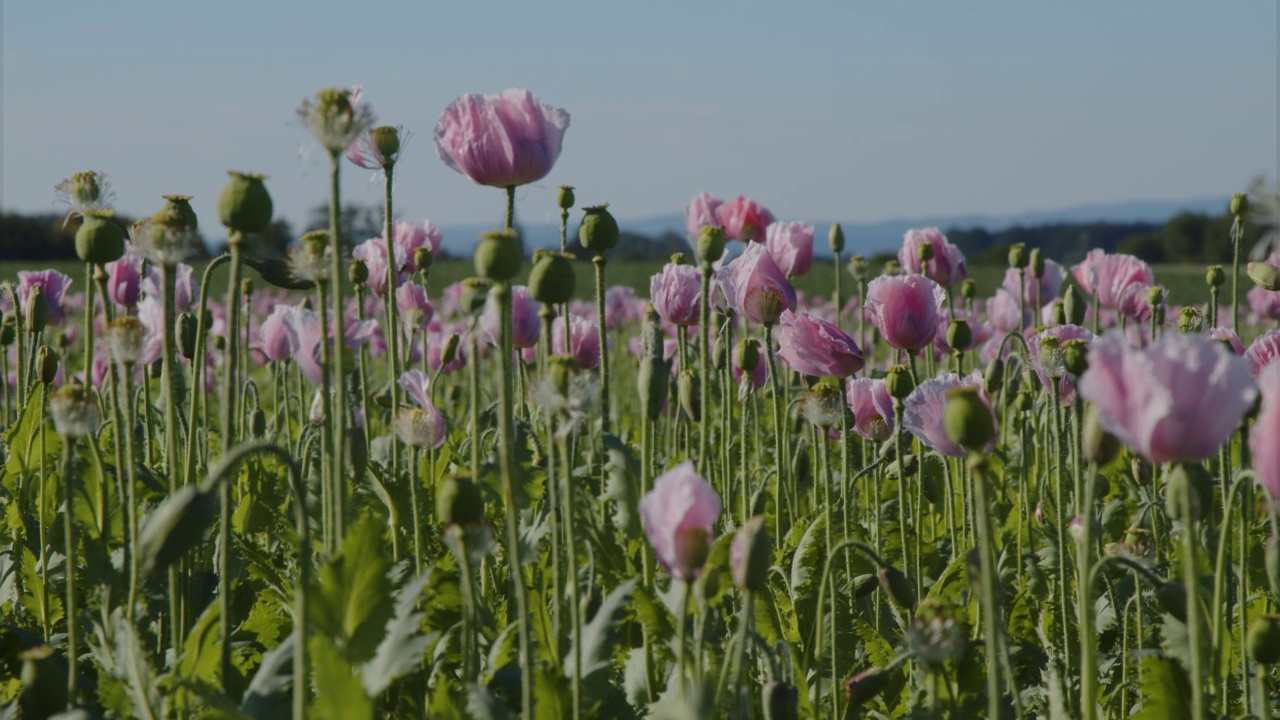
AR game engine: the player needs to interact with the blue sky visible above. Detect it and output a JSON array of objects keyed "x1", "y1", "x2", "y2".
[{"x1": 3, "y1": 1, "x2": 1276, "y2": 237}]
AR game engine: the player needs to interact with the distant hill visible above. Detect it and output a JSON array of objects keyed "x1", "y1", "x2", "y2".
[{"x1": 434, "y1": 196, "x2": 1227, "y2": 258}]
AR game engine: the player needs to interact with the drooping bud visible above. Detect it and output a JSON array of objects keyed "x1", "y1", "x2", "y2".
[
  {"x1": 174, "y1": 312, "x2": 197, "y2": 361},
  {"x1": 945, "y1": 318, "x2": 972, "y2": 352},
  {"x1": 440, "y1": 333, "x2": 461, "y2": 369},
  {"x1": 984, "y1": 357, "x2": 1005, "y2": 394},
  {"x1": 438, "y1": 475, "x2": 485, "y2": 526},
  {"x1": 557, "y1": 185, "x2": 575, "y2": 211},
  {"x1": 217, "y1": 171, "x2": 273, "y2": 234},
  {"x1": 1062, "y1": 284, "x2": 1087, "y2": 326},
  {"x1": 0, "y1": 314, "x2": 14, "y2": 346},
  {"x1": 761, "y1": 681, "x2": 798, "y2": 720},
  {"x1": 349, "y1": 258, "x2": 369, "y2": 285},
  {"x1": 35, "y1": 345, "x2": 58, "y2": 385},
  {"x1": 1248, "y1": 615, "x2": 1280, "y2": 665},
  {"x1": 474, "y1": 229, "x2": 523, "y2": 282},
  {"x1": 1206, "y1": 265, "x2": 1226, "y2": 289},
  {"x1": 696, "y1": 225, "x2": 727, "y2": 266},
  {"x1": 845, "y1": 667, "x2": 892, "y2": 709},
  {"x1": 677, "y1": 369, "x2": 700, "y2": 421},
  {"x1": 1082, "y1": 405, "x2": 1119, "y2": 466},
  {"x1": 75, "y1": 210, "x2": 126, "y2": 265},
  {"x1": 828, "y1": 223, "x2": 845, "y2": 254},
  {"x1": 734, "y1": 338, "x2": 760, "y2": 374},
  {"x1": 137, "y1": 486, "x2": 217, "y2": 574},
  {"x1": 1231, "y1": 192, "x2": 1249, "y2": 218},
  {"x1": 878, "y1": 564, "x2": 916, "y2": 611},
  {"x1": 885, "y1": 364, "x2": 914, "y2": 400},
  {"x1": 731, "y1": 516, "x2": 771, "y2": 592},
  {"x1": 578, "y1": 204, "x2": 619, "y2": 254},
  {"x1": 25, "y1": 286, "x2": 48, "y2": 334},
  {"x1": 18, "y1": 644, "x2": 68, "y2": 719},
  {"x1": 249, "y1": 408, "x2": 268, "y2": 438},
  {"x1": 243, "y1": 256, "x2": 315, "y2": 291},
  {"x1": 1248, "y1": 261, "x2": 1280, "y2": 291},
  {"x1": 528, "y1": 250, "x2": 576, "y2": 305},
  {"x1": 1008, "y1": 243, "x2": 1028, "y2": 269},
  {"x1": 943, "y1": 387, "x2": 996, "y2": 455}
]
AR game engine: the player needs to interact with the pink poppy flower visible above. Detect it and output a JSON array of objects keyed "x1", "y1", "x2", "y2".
[
  {"x1": 396, "y1": 282, "x2": 435, "y2": 333},
  {"x1": 845, "y1": 377, "x2": 894, "y2": 441},
  {"x1": 1251, "y1": 363, "x2": 1280, "y2": 505},
  {"x1": 1245, "y1": 330, "x2": 1280, "y2": 375},
  {"x1": 765, "y1": 221, "x2": 815, "y2": 277},
  {"x1": 902, "y1": 370, "x2": 997, "y2": 458},
  {"x1": 1003, "y1": 260, "x2": 1065, "y2": 308},
  {"x1": 716, "y1": 195, "x2": 775, "y2": 243},
  {"x1": 650, "y1": 263, "x2": 702, "y2": 327},
  {"x1": 1071, "y1": 250, "x2": 1155, "y2": 321},
  {"x1": 1079, "y1": 331, "x2": 1256, "y2": 464},
  {"x1": 259, "y1": 304, "x2": 302, "y2": 362},
  {"x1": 639, "y1": 460, "x2": 721, "y2": 580},
  {"x1": 1029, "y1": 324, "x2": 1094, "y2": 403},
  {"x1": 553, "y1": 314, "x2": 601, "y2": 370},
  {"x1": 434, "y1": 88, "x2": 570, "y2": 188},
  {"x1": 898, "y1": 228, "x2": 967, "y2": 289},
  {"x1": 775, "y1": 309, "x2": 863, "y2": 379},
  {"x1": 480, "y1": 285, "x2": 540, "y2": 349},
  {"x1": 104, "y1": 247, "x2": 143, "y2": 310},
  {"x1": 865, "y1": 274, "x2": 942, "y2": 352},
  {"x1": 392, "y1": 220, "x2": 443, "y2": 273},
  {"x1": 720, "y1": 243, "x2": 797, "y2": 326},
  {"x1": 1209, "y1": 326, "x2": 1245, "y2": 355},
  {"x1": 685, "y1": 192, "x2": 724, "y2": 241},
  {"x1": 353, "y1": 237, "x2": 406, "y2": 297}
]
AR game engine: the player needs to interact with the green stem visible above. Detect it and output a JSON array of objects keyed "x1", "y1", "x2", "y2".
[
  {"x1": 765, "y1": 324, "x2": 787, "y2": 540},
  {"x1": 594, "y1": 255, "x2": 610, "y2": 436},
  {"x1": 62, "y1": 436, "x2": 77, "y2": 710},
  {"x1": 677, "y1": 579, "x2": 691, "y2": 699},
  {"x1": 1178, "y1": 465, "x2": 1205, "y2": 720},
  {"x1": 382, "y1": 164, "x2": 402, "y2": 491},
  {"x1": 560, "y1": 434, "x2": 582, "y2": 720},
  {"x1": 972, "y1": 458, "x2": 1004, "y2": 719},
  {"x1": 1078, "y1": 460, "x2": 1099, "y2": 720},
  {"x1": 216, "y1": 237, "x2": 245, "y2": 689},
  {"x1": 327, "y1": 151, "x2": 348, "y2": 545},
  {"x1": 1231, "y1": 217, "x2": 1242, "y2": 331}
]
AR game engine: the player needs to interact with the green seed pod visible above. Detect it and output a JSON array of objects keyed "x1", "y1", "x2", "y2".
[
  {"x1": 959, "y1": 278, "x2": 977, "y2": 301},
  {"x1": 885, "y1": 364, "x2": 914, "y2": 400},
  {"x1": 1248, "y1": 615, "x2": 1280, "y2": 665},
  {"x1": 732, "y1": 516, "x2": 772, "y2": 592},
  {"x1": 557, "y1": 185, "x2": 575, "y2": 210},
  {"x1": 1062, "y1": 285, "x2": 1087, "y2": 326},
  {"x1": 154, "y1": 194, "x2": 198, "y2": 232},
  {"x1": 460, "y1": 278, "x2": 492, "y2": 315},
  {"x1": 1082, "y1": 405, "x2": 1119, "y2": 466},
  {"x1": 137, "y1": 485, "x2": 217, "y2": 574},
  {"x1": 983, "y1": 357, "x2": 1005, "y2": 394},
  {"x1": 177, "y1": 312, "x2": 198, "y2": 360},
  {"x1": 1051, "y1": 300, "x2": 1066, "y2": 326},
  {"x1": 437, "y1": 475, "x2": 485, "y2": 526},
  {"x1": 828, "y1": 223, "x2": 845, "y2": 254},
  {"x1": 474, "y1": 230, "x2": 523, "y2": 282},
  {"x1": 35, "y1": 345, "x2": 58, "y2": 385},
  {"x1": 637, "y1": 356, "x2": 668, "y2": 421},
  {"x1": 1177, "y1": 306, "x2": 1203, "y2": 334},
  {"x1": 243, "y1": 256, "x2": 316, "y2": 291},
  {"x1": 578, "y1": 204, "x2": 619, "y2": 254},
  {"x1": 848, "y1": 255, "x2": 868, "y2": 280},
  {"x1": 25, "y1": 286, "x2": 48, "y2": 335},
  {"x1": 1248, "y1": 262, "x2": 1280, "y2": 291},
  {"x1": 370, "y1": 125, "x2": 401, "y2": 163},
  {"x1": 845, "y1": 667, "x2": 891, "y2": 709},
  {"x1": 1206, "y1": 265, "x2": 1226, "y2": 289},
  {"x1": 696, "y1": 225, "x2": 727, "y2": 266},
  {"x1": 414, "y1": 246, "x2": 434, "y2": 273},
  {"x1": 0, "y1": 314, "x2": 15, "y2": 346},
  {"x1": 677, "y1": 368, "x2": 700, "y2": 421},
  {"x1": 734, "y1": 338, "x2": 760, "y2": 373},
  {"x1": 878, "y1": 564, "x2": 917, "y2": 611},
  {"x1": 943, "y1": 387, "x2": 995, "y2": 454},
  {"x1": 946, "y1": 318, "x2": 972, "y2": 352},
  {"x1": 1062, "y1": 338, "x2": 1089, "y2": 376},
  {"x1": 1231, "y1": 192, "x2": 1249, "y2": 217},
  {"x1": 712, "y1": 333, "x2": 729, "y2": 371},
  {"x1": 1030, "y1": 247, "x2": 1046, "y2": 278},
  {"x1": 916, "y1": 242, "x2": 935, "y2": 263},
  {"x1": 349, "y1": 258, "x2": 369, "y2": 285},
  {"x1": 1147, "y1": 285, "x2": 1164, "y2": 309},
  {"x1": 528, "y1": 250, "x2": 577, "y2": 305},
  {"x1": 761, "y1": 681, "x2": 798, "y2": 720},
  {"x1": 1008, "y1": 243, "x2": 1029, "y2": 269},
  {"x1": 75, "y1": 210, "x2": 126, "y2": 265},
  {"x1": 217, "y1": 171, "x2": 273, "y2": 234}
]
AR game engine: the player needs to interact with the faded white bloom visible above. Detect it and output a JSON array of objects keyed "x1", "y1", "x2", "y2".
[
  {"x1": 298, "y1": 86, "x2": 375, "y2": 154},
  {"x1": 106, "y1": 317, "x2": 149, "y2": 366},
  {"x1": 54, "y1": 170, "x2": 113, "y2": 222},
  {"x1": 131, "y1": 220, "x2": 195, "y2": 267},
  {"x1": 530, "y1": 372, "x2": 600, "y2": 439},
  {"x1": 51, "y1": 385, "x2": 99, "y2": 438},
  {"x1": 392, "y1": 407, "x2": 446, "y2": 449},
  {"x1": 286, "y1": 233, "x2": 332, "y2": 284}
]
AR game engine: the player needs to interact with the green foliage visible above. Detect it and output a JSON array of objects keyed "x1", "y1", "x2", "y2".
[{"x1": 308, "y1": 516, "x2": 395, "y2": 663}]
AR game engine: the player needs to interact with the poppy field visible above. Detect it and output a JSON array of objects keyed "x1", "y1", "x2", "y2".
[{"x1": 2, "y1": 85, "x2": 1280, "y2": 720}]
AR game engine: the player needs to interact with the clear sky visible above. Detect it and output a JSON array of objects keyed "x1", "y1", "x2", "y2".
[{"x1": 3, "y1": 1, "x2": 1276, "y2": 236}]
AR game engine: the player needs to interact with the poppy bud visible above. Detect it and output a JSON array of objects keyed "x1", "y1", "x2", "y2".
[
  {"x1": 243, "y1": 256, "x2": 315, "y2": 291},
  {"x1": 217, "y1": 171, "x2": 273, "y2": 234},
  {"x1": 528, "y1": 250, "x2": 576, "y2": 305},
  {"x1": 1082, "y1": 405, "x2": 1119, "y2": 466},
  {"x1": 0, "y1": 314, "x2": 14, "y2": 346},
  {"x1": 878, "y1": 564, "x2": 916, "y2": 611},
  {"x1": 137, "y1": 485, "x2": 217, "y2": 573},
  {"x1": 474, "y1": 230, "x2": 523, "y2": 282},
  {"x1": 349, "y1": 258, "x2": 369, "y2": 285},
  {"x1": 557, "y1": 185, "x2": 575, "y2": 210},
  {"x1": 413, "y1": 246, "x2": 434, "y2": 273},
  {"x1": 984, "y1": 357, "x2": 1005, "y2": 394},
  {"x1": 828, "y1": 223, "x2": 845, "y2": 254},
  {"x1": 960, "y1": 278, "x2": 977, "y2": 300},
  {"x1": 677, "y1": 369, "x2": 700, "y2": 421},
  {"x1": 249, "y1": 408, "x2": 267, "y2": 438},
  {"x1": 578, "y1": 204, "x2": 619, "y2": 254},
  {"x1": 1248, "y1": 262, "x2": 1280, "y2": 292},
  {"x1": 845, "y1": 667, "x2": 891, "y2": 709},
  {"x1": 441, "y1": 333, "x2": 461, "y2": 368},
  {"x1": 696, "y1": 225, "x2": 727, "y2": 266},
  {"x1": 1249, "y1": 615, "x2": 1280, "y2": 665},
  {"x1": 1063, "y1": 285, "x2": 1086, "y2": 326},
  {"x1": 885, "y1": 364, "x2": 914, "y2": 400},
  {"x1": 177, "y1": 312, "x2": 198, "y2": 360},
  {"x1": 762, "y1": 681, "x2": 798, "y2": 720},
  {"x1": 731, "y1": 516, "x2": 771, "y2": 592},
  {"x1": 35, "y1": 345, "x2": 58, "y2": 385},
  {"x1": 637, "y1": 356, "x2": 668, "y2": 421},
  {"x1": 946, "y1": 318, "x2": 972, "y2": 352},
  {"x1": 1051, "y1": 301, "x2": 1066, "y2": 326},
  {"x1": 75, "y1": 210, "x2": 126, "y2": 265},
  {"x1": 734, "y1": 338, "x2": 760, "y2": 373},
  {"x1": 1030, "y1": 248, "x2": 1045, "y2": 278},
  {"x1": 1062, "y1": 339, "x2": 1089, "y2": 376},
  {"x1": 1008, "y1": 243, "x2": 1028, "y2": 269},
  {"x1": 943, "y1": 387, "x2": 995, "y2": 454},
  {"x1": 25, "y1": 286, "x2": 48, "y2": 334},
  {"x1": 1230, "y1": 192, "x2": 1249, "y2": 217}
]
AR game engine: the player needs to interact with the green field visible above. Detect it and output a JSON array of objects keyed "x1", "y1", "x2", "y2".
[{"x1": 0, "y1": 258, "x2": 1217, "y2": 312}]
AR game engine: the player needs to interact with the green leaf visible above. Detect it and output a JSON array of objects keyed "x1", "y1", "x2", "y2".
[
  {"x1": 17, "y1": 547, "x2": 62, "y2": 629},
  {"x1": 87, "y1": 609, "x2": 166, "y2": 720},
  {"x1": 1132, "y1": 654, "x2": 1193, "y2": 720},
  {"x1": 308, "y1": 516, "x2": 394, "y2": 663},
  {"x1": 362, "y1": 570, "x2": 435, "y2": 695},
  {"x1": 567, "y1": 578, "x2": 636, "y2": 680},
  {"x1": 853, "y1": 618, "x2": 894, "y2": 668},
  {"x1": 310, "y1": 636, "x2": 374, "y2": 720},
  {"x1": 240, "y1": 635, "x2": 295, "y2": 720},
  {"x1": 176, "y1": 600, "x2": 222, "y2": 686},
  {"x1": 533, "y1": 668, "x2": 572, "y2": 720},
  {"x1": 466, "y1": 683, "x2": 516, "y2": 720},
  {"x1": 1, "y1": 383, "x2": 59, "y2": 497}
]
